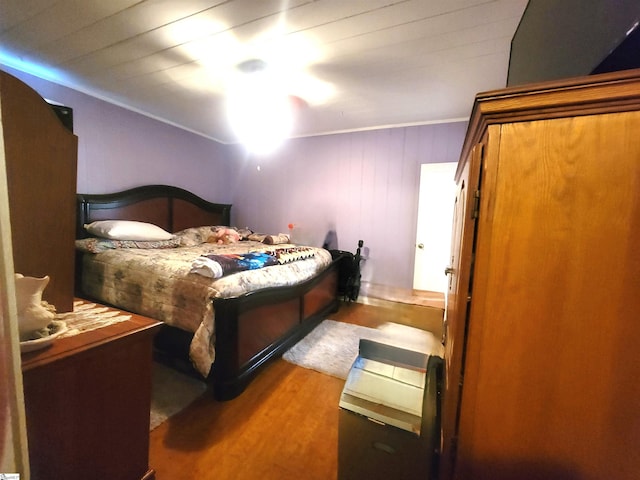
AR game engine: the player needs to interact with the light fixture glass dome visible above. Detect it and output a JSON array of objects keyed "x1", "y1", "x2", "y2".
[{"x1": 227, "y1": 60, "x2": 293, "y2": 154}]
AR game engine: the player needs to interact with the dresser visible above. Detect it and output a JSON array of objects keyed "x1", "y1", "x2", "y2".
[
  {"x1": 441, "y1": 69, "x2": 640, "y2": 480},
  {"x1": 21, "y1": 301, "x2": 162, "y2": 480}
]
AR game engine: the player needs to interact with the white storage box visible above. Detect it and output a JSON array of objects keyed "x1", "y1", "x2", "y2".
[{"x1": 338, "y1": 339, "x2": 440, "y2": 480}]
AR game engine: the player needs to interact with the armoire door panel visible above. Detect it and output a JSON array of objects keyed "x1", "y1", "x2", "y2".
[
  {"x1": 455, "y1": 111, "x2": 640, "y2": 480},
  {"x1": 440, "y1": 141, "x2": 483, "y2": 480}
]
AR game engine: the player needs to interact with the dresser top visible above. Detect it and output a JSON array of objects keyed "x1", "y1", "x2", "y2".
[{"x1": 21, "y1": 299, "x2": 161, "y2": 371}]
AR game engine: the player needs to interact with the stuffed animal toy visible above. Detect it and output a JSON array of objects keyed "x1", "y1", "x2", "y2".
[{"x1": 207, "y1": 228, "x2": 240, "y2": 244}]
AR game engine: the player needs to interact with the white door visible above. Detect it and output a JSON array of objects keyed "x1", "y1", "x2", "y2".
[{"x1": 413, "y1": 162, "x2": 457, "y2": 293}]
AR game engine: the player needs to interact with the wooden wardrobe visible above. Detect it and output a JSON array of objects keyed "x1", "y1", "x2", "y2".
[
  {"x1": 441, "y1": 69, "x2": 640, "y2": 480},
  {"x1": 1, "y1": 69, "x2": 77, "y2": 312}
]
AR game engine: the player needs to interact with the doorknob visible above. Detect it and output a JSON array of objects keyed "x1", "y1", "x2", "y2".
[
  {"x1": 417, "y1": 243, "x2": 424, "y2": 249},
  {"x1": 444, "y1": 266, "x2": 454, "y2": 275}
]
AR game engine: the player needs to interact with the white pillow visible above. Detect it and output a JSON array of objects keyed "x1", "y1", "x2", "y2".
[{"x1": 84, "y1": 220, "x2": 174, "y2": 241}]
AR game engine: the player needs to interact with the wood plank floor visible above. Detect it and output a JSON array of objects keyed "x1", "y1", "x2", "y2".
[{"x1": 148, "y1": 299, "x2": 443, "y2": 479}]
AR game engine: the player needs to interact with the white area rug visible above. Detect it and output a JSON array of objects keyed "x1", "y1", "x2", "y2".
[
  {"x1": 149, "y1": 362, "x2": 208, "y2": 431},
  {"x1": 282, "y1": 319, "x2": 444, "y2": 380}
]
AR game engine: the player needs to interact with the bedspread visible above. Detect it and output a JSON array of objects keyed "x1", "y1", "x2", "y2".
[{"x1": 79, "y1": 241, "x2": 332, "y2": 376}]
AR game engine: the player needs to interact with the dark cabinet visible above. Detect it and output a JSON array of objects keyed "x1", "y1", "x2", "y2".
[{"x1": 1, "y1": 69, "x2": 77, "y2": 312}]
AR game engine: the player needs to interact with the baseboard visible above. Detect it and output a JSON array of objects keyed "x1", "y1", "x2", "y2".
[{"x1": 358, "y1": 282, "x2": 445, "y2": 309}]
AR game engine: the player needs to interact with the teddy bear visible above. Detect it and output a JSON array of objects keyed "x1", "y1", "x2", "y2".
[{"x1": 207, "y1": 227, "x2": 240, "y2": 245}]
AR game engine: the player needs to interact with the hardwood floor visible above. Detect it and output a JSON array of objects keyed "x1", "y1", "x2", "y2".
[{"x1": 149, "y1": 299, "x2": 443, "y2": 479}]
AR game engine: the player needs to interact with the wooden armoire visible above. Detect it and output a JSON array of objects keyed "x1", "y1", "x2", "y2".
[
  {"x1": 441, "y1": 69, "x2": 640, "y2": 480},
  {"x1": 1, "y1": 69, "x2": 77, "y2": 312}
]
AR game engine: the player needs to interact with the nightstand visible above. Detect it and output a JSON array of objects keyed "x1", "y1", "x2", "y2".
[{"x1": 21, "y1": 300, "x2": 162, "y2": 480}]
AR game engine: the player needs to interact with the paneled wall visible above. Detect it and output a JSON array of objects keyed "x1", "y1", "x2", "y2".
[{"x1": 227, "y1": 122, "x2": 467, "y2": 290}]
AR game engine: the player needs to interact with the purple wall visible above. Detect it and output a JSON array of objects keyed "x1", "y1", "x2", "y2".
[
  {"x1": 3, "y1": 65, "x2": 467, "y2": 291},
  {"x1": 227, "y1": 123, "x2": 467, "y2": 290},
  {"x1": 2, "y1": 66, "x2": 231, "y2": 203}
]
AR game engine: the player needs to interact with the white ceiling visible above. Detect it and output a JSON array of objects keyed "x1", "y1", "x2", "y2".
[{"x1": 0, "y1": 0, "x2": 528, "y2": 144}]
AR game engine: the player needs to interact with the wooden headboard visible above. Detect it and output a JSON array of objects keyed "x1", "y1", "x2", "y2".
[{"x1": 76, "y1": 184, "x2": 232, "y2": 238}]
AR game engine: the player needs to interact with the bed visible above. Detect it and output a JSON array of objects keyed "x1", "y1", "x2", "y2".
[{"x1": 75, "y1": 184, "x2": 340, "y2": 400}]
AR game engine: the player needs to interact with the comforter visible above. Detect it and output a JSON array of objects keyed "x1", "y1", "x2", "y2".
[{"x1": 79, "y1": 240, "x2": 332, "y2": 376}]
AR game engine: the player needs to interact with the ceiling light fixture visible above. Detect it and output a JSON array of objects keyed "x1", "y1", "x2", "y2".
[{"x1": 227, "y1": 59, "x2": 294, "y2": 155}]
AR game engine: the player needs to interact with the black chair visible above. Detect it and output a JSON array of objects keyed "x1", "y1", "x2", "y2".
[{"x1": 330, "y1": 240, "x2": 364, "y2": 302}]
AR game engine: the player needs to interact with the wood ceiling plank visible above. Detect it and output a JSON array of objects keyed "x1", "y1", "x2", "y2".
[
  {"x1": 0, "y1": 0, "x2": 142, "y2": 52},
  {"x1": 294, "y1": 0, "x2": 526, "y2": 54},
  {"x1": 315, "y1": 18, "x2": 521, "y2": 74},
  {"x1": 0, "y1": 0, "x2": 529, "y2": 143},
  {"x1": 0, "y1": 0, "x2": 58, "y2": 33},
  {"x1": 39, "y1": 0, "x2": 308, "y2": 64}
]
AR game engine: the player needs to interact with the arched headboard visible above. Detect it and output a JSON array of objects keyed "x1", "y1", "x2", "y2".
[{"x1": 76, "y1": 184, "x2": 232, "y2": 238}]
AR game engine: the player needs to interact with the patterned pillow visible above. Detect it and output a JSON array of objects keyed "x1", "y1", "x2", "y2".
[
  {"x1": 75, "y1": 237, "x2": 181, "y2": 254},
  {"x1": 245, "y1": 233, "x2": 291, "y2": 244},
  {"x1": 263, "y1": 233, "x2": 291, "y2": 245},
  {"x1": 246, "y1": 233, "x2": 268, "y2": 243}
]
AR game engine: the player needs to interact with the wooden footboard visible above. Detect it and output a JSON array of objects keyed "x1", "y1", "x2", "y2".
[
  {"x1": 152, "y1": 259, "x2": 339, "y2": 400},
  {"x1": 211, "y1": 260, "x2": 339, "y2": 399}
]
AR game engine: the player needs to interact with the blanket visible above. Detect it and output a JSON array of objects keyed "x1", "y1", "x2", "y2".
[
  {"x1": 192, "y1": 252, "x2": 278, "y2": 279},
  {"x1": 191, "y1": 247, "x2": 316, "y2": 279},
  {"x1": 79, "y1": 241, "x2": 332, "y2": 376}
]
